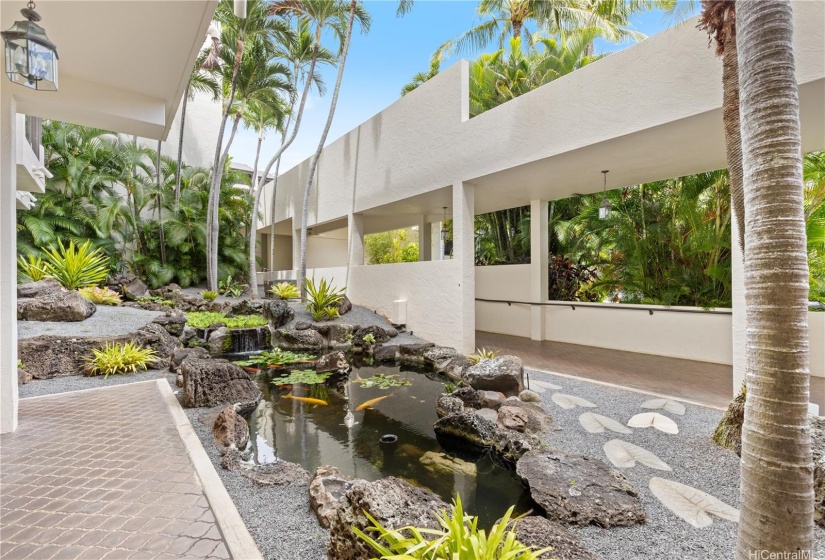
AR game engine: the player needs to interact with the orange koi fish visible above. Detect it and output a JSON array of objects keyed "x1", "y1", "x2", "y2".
[
  {"x1": 282, "y1": 395, "x2": 328, "y2": 406},
  {"x1": 356, "y1": 394, "x2": 395, "y2": 411}
]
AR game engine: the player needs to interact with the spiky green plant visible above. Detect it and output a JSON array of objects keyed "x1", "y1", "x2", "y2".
[
  {"x1": 353, "y1": 495, "x2": 550, "y2": 559},
  {"x1": 86, "y1": 342, "x2": 157, "y2": 378},
  {"x1": 270, "y1": 281, "x2": 300, "y2": 300},
  {"x1": 305, "y1": 277, "x2": 344, "y2": 317},
  {"x1": 41, "y1": 240, "x2": 110, "y2": 290},
  {"x1": 78, "y1": 286, "x2": 122, "y2": 305},
  {"x1": 17, "y1": 254, "x2": 49, "y2": 283},
  {"x1": 201, "y1": 290, "x2": 219, "y2": 301},
  {"x1": 467, "y1": 348, "x2": 498, "y2": 365}
]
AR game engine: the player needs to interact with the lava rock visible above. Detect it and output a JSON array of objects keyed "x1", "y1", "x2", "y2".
[
  {"x1": 462, "y1": 355, "x2": 524, "y2": 397},
  {"x1": 337, "y1": 295, "x2": 353, "y2": 315},
  {"x1": 241, "y1": 460, "x2": 310, "y2": 487},
  {"x1": 424, "y1": 347, "x2": 468, "y2": 381},
  {"x1": 373, "y1": 344, "x2": 399, "y2": 362},
  {"x1": 181, "y1": 358, "x2": 261, "y2": 408},
  {"x1": 133, "y1": 322, "x2": 181, "y2": 364},
  {"x1": 398, "y1": 342, "x2": 436, "y2": 364},
  {"x1": 294, "y1": 321, "x2": 312, "y2": 331},
  {"x1": 498, "y1": 405, "x2": 529, "y2": 432},
  {"x1": 207, "y1": 327, "x2": 231, "y2": 355},
  {"x1": 272, "y1": 328, "x2": 325, "y2": 351},
  {"x1": 815, "y1": 458, "x2": 825, "y2": 528},
  {"x1": 500, "y1": 397, "x2": 553, "y2": 433},
  {"x1": 229, "y1": 299, "x2": 265, "y2": 316},
  {"x1": 317, "y1": 351, "x2": 350, "y2": 373},
  {"x1": 17, "y1": 290, "x2": 96, "y2": 322},
  {"x1": 169, "y1": 346, "x2": 210, "y2": 373},
  {"x1": 506, "y1": 516, "x2": 597, "y2": 560},
  {"x1": 106, "y1": 273, "x2": 148, "y2": 300},
  {"x1": 17, "y1": 278, "x2": 62, "y2": 298},
  {"x1": 434, "y1": 410, "x2": 536, "y2": 464},
  {"x1": 18, "y1": 367, "x2": 32, "y2": 385},
  {"x1": 519, "y1": 389, "x2": 542, "y2": 403},
  {"x1": 516, "y1": 449, "x2": 645, "y2": 527},
  {"x1": 152, "y1": 311, "x2": 187, "y2": 337},
  {"x1": 19, "y1": 335, "x2": 129, "y2": 379},
  {"x1": 309, "y1": 465, "x2": 364, "y2": 529},
  {"x1": 327, "y1": 477, "x2": 449, "y2": 560},
  {"x1": 212, "y1": 406, "x2": 250, "y2": 454},
  {"x1": 353, "y1": 325, "x2": 395, "y2": 345},
  {"x1": 263, "y1": 300, "x2": 294, "y2": 329},
  {"x1": 474, "y1": 408, "x2": 500, "y2": 423},
  {"x1": 435, "y1": 395, "x2": 465, "y2": 418},
  {"x1": 480, "y1": 390, "x2": 507, "y2": 410},
  {"x1": 451, "y1": 386, "x2": 483, "y2": 409},
  {"x1": 318, "y1": 323, "x2": 357, "y2": 348},
  {"x1": 220, "y1": 447, "x2": 243, "y2": 471}
]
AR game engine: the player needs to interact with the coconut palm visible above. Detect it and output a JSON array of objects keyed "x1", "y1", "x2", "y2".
[
  {"x1": 698, "y1": 0, "x2": 744, "y2": 252},
  {"x1": 295, "y1": 0, "x2": 371, "y2": 297},
  {"x1": 400, "y1": 59, "x2": 440, "y2": 96},
  {"x1": 735, "y1": 1, "x2": 814, "y2": 556}
]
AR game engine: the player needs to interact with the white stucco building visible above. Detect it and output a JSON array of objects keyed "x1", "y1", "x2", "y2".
[
  {"x1": 256, "y1": 3, "x2": 825, "y2": 395},
  {"x1": 1, "y1": 0, "x2": 218, "y2": 433}
]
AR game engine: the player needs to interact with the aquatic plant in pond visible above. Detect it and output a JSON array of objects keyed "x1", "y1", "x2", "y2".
[
  {"x1": 353, "y1": 373, "x2": 412, "y2": 390},
  {"x1": 234, "y1": 348, "x2": 315, "y2": 368},
  {"x1": 271, "y1": 370, "x2": 332, "y2": 386},
  {"x1": 186, "y1": 311, "x2": 267, "y2": 329}
]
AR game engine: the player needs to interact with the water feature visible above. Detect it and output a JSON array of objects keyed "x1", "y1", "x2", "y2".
[{"x1": 246, "y1": 360, "x2": 535, "y2": 527}]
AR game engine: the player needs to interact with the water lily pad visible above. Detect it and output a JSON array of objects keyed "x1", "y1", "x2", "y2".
[
  {"x1": 640, "y1": 398, "x2": 686, "y2": 416},
  {"x1": 627, "y1": 412, "x2": 679, "y2": 434},
  {"x1": 271, "y1": 370, "x2": 332, "y2": 386},
  {"x1": 579, "y1": 412, "x2": 633, "y2": 434},
  {"x1": 649, "y1": 477, "x2": 739, "y2": 528},
  {"x1": 603, "y1": 439, "x2": 671, "y2": 471},
  {"x1": 352, "y1": 373, "x2": 411, "y2": 390},
  {"x1": 551, "y1": 393, "x2": 597, "y2": 410}
]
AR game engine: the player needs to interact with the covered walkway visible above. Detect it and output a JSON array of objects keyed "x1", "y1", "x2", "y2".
[{"x1": 477, "y1": 331, "x2": 825, "y2": 411}]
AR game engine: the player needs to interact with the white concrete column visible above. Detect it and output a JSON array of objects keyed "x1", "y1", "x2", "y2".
[
  {"x1": 418, "y1": 216, "x2": 431, "y2": 262},
  {"x1": 731, "y1": 212, "x2": 746, "y2": 395},
  {"x1": 291, "y1": 218, "x2": 301, "y2": 272},
  {"x1": 530, "y1": 200, "x2": 549, "y2": 341},
  {"x1": 348, "y1": 212, "x2": 364, "y2": 267},
  {"x1": 1, "y1": 86, "x2": 19, "y2": 434},
  {"x1": 453, "y1": 181, "x2": 475, "y2": 354}
]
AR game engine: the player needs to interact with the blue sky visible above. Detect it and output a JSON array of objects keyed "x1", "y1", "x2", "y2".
[{"x1": 228, "y1": 1, "x2": 699, "y2": 173}]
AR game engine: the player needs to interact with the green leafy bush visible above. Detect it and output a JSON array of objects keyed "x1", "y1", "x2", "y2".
[
  {"x1": 354, "y1": 495, "x2": 550, "y2": 559},
  {"x1": 201, "y1": 290, "x2": 219, "y2": 302},
  {"x1": 78, "y1": 286, "x2": 122, "y2": 305},
  {"x1": 42, "y1": 240, "x2": 110, "y2": 290},
  {"x1": 234, "y1": 348, "x2": 315, "y2": 368},
  {"x1": 185, "y1": 311, "x2": 267, "y2": 330},
  {"x1": 362, "y1": 333, "x2": 376, "y2": 345},
  {"x1": 86, "y1": 342, "x2": 157, "y2": 378},
  {"x1": 219, "y1": 275, "x2": 245, "y2": 298},
  {"x1": 270, "y1": 282, "x2": 300, "y2": 300},
  {"x1": 467, "y1": 348, "x2": 498, "y2": 365},
  {"x1": 305, "y1": 277, "x2": 344, "y2": 319},
  {"x1": 17, "y1": 254, "x2": 49, "y2": 283}
]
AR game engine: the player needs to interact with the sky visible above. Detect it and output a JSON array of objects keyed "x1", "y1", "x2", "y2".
[{"x1": 228, "y1": 1, "x2": 699, "y2": 174}]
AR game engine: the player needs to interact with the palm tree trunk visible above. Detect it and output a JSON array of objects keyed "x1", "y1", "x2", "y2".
[
  {"x1": 735, "y1": 1, "x2": 813, "y2": 557},
  {"x1": 156, "y1": 139, "x2": 167, "y2": 265},
  {"x1": 721, "y1": 16, "x2": 745, "y2": 253},
  {"x1": 243, "y1": 133, "x2": 265, "y2": 298},
  {"x1": 206, "y1": 38, "x2": 244, "y2": 291},
  {"x1": 268, "y1": 136, "x2": 286, "y2": 270},
  {"x1": 175, "y1": 81, "x2": 190, "y2": 207}
]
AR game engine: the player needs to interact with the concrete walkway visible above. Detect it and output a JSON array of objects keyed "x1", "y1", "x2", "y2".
[
  {"x1": 476, "y1": 331, "x2": 825, "y2": 410},
  {"x1": 0, "y1": 381, "x2": 259, "y2": 560}
]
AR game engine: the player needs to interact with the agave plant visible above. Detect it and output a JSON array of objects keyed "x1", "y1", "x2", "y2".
[
  {"x1": 85, "y1": 342, "x2": 158, "y2": 378},
  {"x1": 42, "y1": 240, "x2": 110, "y2": 290},
  {"x1": 270, "y1": 281, "x2": 300, "y2": 300},
  {"x1": 305, "y1": 277, "x2": 344, "y2": 317},
  {"x1": 17, "y1": 254, "x2": 49, "y2": 283}
]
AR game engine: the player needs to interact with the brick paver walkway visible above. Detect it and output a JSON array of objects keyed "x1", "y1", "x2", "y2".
[
  {"x1": 0, "y1": 382, "x2": 231, "y2": 560},
  {"x1": 477, "y1": 331, "x2": 825, "y2": 410}
]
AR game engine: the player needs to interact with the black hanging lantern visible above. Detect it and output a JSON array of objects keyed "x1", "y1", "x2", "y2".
[
  {"x1": 2, "y1": 1, "x2": 59, "y2": 91},
  {"x1": 598, "y1": 170, "x2": 612, "y2": 220}
]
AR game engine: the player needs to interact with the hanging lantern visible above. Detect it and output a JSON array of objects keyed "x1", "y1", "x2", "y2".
[
  {"x1": 2, "y1": 1, "x2": 58, "y2": 91},
  {"x1": 440, "y1": 206, "x2": 449, "y2": 241},
  {"x1": 598, "y1": 170, "x2": 612, "y2": 220}
]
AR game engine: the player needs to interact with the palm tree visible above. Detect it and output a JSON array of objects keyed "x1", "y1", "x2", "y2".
[
  {"x1": 698, "y1": 0, "x2": 744, "y2": 252},
  {"x1": 735, "y1": 1, "x2": 814, "y2": 557},
  {"x1": 295, "y1": 0, "x2": 371, "y2": 297},
  {"x1": 400, "y1": 59, "x2": 440, "y2": 96},
  {"x1": 206, "y1": 0, "x2": 291, "y2": 290}
]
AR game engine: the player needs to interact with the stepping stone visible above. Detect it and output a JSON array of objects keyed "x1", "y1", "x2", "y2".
[
  {"x1": 640, "y1": 398, "x2": 686, "y2": 416},
  {"x1": 627, "y1": 412, "x2": 679, "y2": 434},
  {"x1": 649, "y1": 477, "x2": 739, "y2": 528},
  {"x1": 579, "y1": 412, "x2": 633, "y2": 434},
  {"x1": 552, "y1": 393, "x2": 597, "y2": 410},
  {"x1": 603, "y1": 439, "x2": 671, "y2": 471}
]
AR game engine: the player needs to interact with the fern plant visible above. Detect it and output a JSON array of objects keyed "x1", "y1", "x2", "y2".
[
  {"x1": 78, "y1": 286, "x2": 122, "y2": 305},
  {"x1": 86, "y1": 342, "x2": 157, "y2": 378},
  {"x1": 42, "y1": 240, "x2": 110, "y2": 290},
  {"x1": 305, "y1": 277, "x2": 344, "y2": 318},
  {"x1": 201, "y1": 290, "x2": 219, "y2": 302},
  {"x1": 353, "y1": 496, "x2": 550, "y2": 559},
  {"x1": 17, "y1": 254, "x2": 49, "y2": 283},
  {"x1": 270, "y1": 281, "x2": 300, "y2": 300},
  {"x1": 467, "y1": 348, "x2": 499, "y2": 365}
]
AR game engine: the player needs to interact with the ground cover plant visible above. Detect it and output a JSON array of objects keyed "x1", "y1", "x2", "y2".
[
  {"x1": 201, "y1": 290, "x2": 219, "y2": 301},
  {"x1": 234, "y1": 348, "x2": 315, "y2": 368},
  {"x1": 85, "y1": 342, "x2": 157, "y2": 378},
  {"x1": 185, "y1": 311, "x2": 267, "y2": 329},
  {"x1": 352, "y1": 373, "x2": 411, "y2": 390}
]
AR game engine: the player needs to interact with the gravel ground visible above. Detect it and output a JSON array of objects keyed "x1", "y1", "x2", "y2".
[
  {"x1": 183, "y1": 405, "x2": 328, "y2": 560},
  {"x1": 18, "y1": 369, "x2": 174, "y2": 399},
  {"x1": 525, "y1": 368, "x2": 825, "y2": 560},
  {"x1": 284, "y1": 301, "x2": 427, "y2": 346},
  {"x1": 17, "y1": 305, "x2": 163, "y2": 340}
]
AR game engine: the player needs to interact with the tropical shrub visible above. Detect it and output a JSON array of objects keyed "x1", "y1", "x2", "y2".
[
  {"x1": 78, "y1": 286, "x2": 122, "y2": 305},
  {"x1": 324, "y1": 306, "x2": 340, "y2": 320},
  {"x1": 185, "y1": 311, "x2": 267, "y2": 330},
  {"x1": 305, "y1": 278, "x2": 344, "y2": 318},
  {"x1": 17, "y1": 254, "x2": 49, "y2": 283},
  {"x1": 354, "y1": 496, "x2": 550, "y2": 559},
  {"x1": 362, "y1": 333, "x2": 376, "y2": 345},
  {"x1": 42, "y1": 240, "x2": 110, "y2": 290},
  {"x1": 86, "y1": 342, "x2": 157, "y2": 378},
  {"x1": 365, "y1": 228, "x2": 419, "y2": 264},
  {"x1": 270, "y1": 281, "x2": 300, "y2": 300},
  {"x1": 467, "y1": 348, "x2": 498, "y2": 365},
  {"x1": 201, "y1": 290, "x2": 219, "y2": 302},
  {"x1": 219, "y1": 275, "x2": 245, "y2": 298},
  {"x1": 547, "y1": 256, "x2": 600, "y2": 302}
]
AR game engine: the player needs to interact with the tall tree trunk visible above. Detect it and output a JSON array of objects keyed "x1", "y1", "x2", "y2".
[
  {"x1": 267, "y1": 135, "x2": 286, "y2": 271},
  {"x1": 175, "y1": 81, "x2": 190, "y2": 207},
  {"x1": 156, "y1": 139, "x2": 166, "y2": 265},
  {"x1": 735, "y1": 1, "x2": 813, "y2": 558},
  {"x1": 206, "y1": 37, "x2": 244, "y2": 291},
  {"x1": 243, "y1": 133, "x2": 265, "y2": 298},
  {"x1": 721, "y1": 9, "x2": 745, "y2": 253}
]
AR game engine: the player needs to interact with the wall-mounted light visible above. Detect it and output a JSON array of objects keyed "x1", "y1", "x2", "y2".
[
  {"x1": 2, "y1": 1, "x2": 58, "y2": 91},
  {"x1": 598, "y1": 170, "x2": 612, "y2": 220},
  {"x1": 440, "y1": 206, "x2": 449, "y2": 241}
]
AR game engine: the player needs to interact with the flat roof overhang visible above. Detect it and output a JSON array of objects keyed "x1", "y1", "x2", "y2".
[{"x1": 1, "y1": 0, "x2": 217, "y2": 139}]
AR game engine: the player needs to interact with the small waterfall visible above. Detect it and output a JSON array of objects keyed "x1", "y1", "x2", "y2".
[{"x1": 231, "y1": 327, "x2": 270, "y2": 353}]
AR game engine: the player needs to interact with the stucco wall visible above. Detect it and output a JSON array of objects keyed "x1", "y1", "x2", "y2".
[
  {"x1": 307, "y1": 236, "x2": 348, "y2": 269},
  {"x1": 476, "y1": 265, "x2": 532, "y2": 338},
  {"x1": 348, "y1": 260, "x2": 464, "y2": 351},
  {"x1": 810, "y1": 312, "x2": 825, "y2": 379}
]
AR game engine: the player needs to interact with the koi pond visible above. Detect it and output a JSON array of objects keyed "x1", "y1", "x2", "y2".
[{"x1": 244, "y1": 360, "x2": 534, "y2": 526}]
